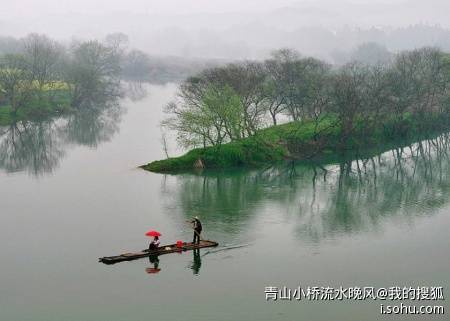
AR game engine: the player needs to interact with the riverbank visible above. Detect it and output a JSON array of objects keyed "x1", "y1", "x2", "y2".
[
  {"x1": 142, "y1": 112, "x2": 450, "y2": 173},
  {"x1": 0, "y1": 89, "x2": 72, "y2": 126}
]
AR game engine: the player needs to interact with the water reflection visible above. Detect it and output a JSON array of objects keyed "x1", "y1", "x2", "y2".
[
  {"x1": 62, "y1": 103, "x2": 123, "y2": 148},
  {"x1": 124, "y1": 82, "x2": 149, "y2": 102},
  {"x1": 145, "y1": 255, "x2": 161, "y2": 274},
  {"x1": 0, "y1": 121, "x2": 66, "y2": 176},
  {"x1": 161, "y1": 133, "x2": 450, "y2": 243},
  {"x1": 0, "y1": 105, "x2": 124, "y2": 176},
  {"x1": 143, "y1": 250, "x2": 202, "y2": 275},
  {"x1": 190, "y1": 249, "x2": 202, "y2": 275}
]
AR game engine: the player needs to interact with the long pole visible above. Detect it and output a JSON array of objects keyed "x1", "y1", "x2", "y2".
[
  {"x1": 186, "y1": 220, "x2": 204, "y2": 242},
  {"x1": 194, "y1": 228, "x2": 203, "y2": 241}
]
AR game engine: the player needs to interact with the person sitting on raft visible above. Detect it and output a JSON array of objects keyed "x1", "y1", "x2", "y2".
[{"x1": 149, "y1": 236, "x2": 160, "y2": 251}]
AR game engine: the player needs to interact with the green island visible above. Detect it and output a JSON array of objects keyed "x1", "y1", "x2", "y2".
[
  {"x1": 143, "y1": 113, "x2": 450, "y2": 172},
  {"x1": 143, "y1": 48, "x2": 450, "y2": 173}
]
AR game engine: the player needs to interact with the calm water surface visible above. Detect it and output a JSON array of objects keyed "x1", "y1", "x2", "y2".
[{"x1": 0, "y1": 84, "x2": 449, "y2": 321}]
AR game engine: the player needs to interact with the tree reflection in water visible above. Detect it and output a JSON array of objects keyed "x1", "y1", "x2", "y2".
[
  {"x1": 0, "y1": 80, "x2": 154, "y2": 177},
  {"x1": 124, "y1": 81, "x2": 149, "y2": 102},
  {"x1": 62, "y1": 103, "x2": 123, "y2": 148},
  {"x1": 160, "y1": 133, "x2": 450, "y2": 243},
  {"x1": 0, "y1": 103, "x2": 124, "y2": 176},
  {"x1": 0, "y1": 121, "x2": 65, "y2": 176}
]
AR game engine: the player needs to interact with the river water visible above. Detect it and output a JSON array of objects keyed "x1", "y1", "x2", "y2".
[{"x1": 0, "y1": 83, "x2": 448, "y2": 321}]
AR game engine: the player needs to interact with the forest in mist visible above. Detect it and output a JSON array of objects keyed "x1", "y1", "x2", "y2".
[{"x1": 1, "y1": 0, "x2": 449, "y2": 61}]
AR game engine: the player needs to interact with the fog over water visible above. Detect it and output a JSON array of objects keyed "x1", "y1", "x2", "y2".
[
  {"x1": 2, "y1": 0, "x2": 450, "y2": 59},
  {"x1": 1, "y1": 2, "x2": 450, "y2": 320}
]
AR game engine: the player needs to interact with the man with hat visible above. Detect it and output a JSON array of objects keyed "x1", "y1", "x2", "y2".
[{"x1": 190, "y1": 216, "x2": 202, "y2": 244}]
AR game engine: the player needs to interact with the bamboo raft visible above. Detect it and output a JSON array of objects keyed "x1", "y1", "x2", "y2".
[{"x1": 99, "y1": 240, "x2": 218, "y2": 265}]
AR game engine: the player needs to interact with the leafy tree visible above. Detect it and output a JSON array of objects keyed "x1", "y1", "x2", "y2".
[
  {"x1": 201, "y1": 63, "x2": 267, "y2": 136},
  {"x1": 164, "y1": 84, "x2": 242, "y2": 148},
  {"x1": 64, "y1": 40, "x2": 121, "y2": 107},
  {"x1": 163, "y1": 47, "x2": 450, "y2": 153},
  {"x1": 0, "y1": 54, "x2": 32, "y2": 113}
]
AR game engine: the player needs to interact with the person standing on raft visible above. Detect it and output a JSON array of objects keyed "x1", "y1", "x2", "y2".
[{"x1": 190, "y1": 216, "x2": 202, "y2": 244}]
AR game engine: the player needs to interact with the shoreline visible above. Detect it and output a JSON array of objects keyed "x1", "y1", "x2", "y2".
[
  {"x1": 142, "y1": 113, "x2": 450, "y2": 174},
  {"x1": 0, "y1": 89, "x2": 73, "y2": 126}
]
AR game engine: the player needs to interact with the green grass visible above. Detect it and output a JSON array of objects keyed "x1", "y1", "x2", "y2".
[
  {"x1": 143, "y1": 137, "x2": 287, "y2": 172},
  {"x1": 0, "y1": 106, "x2": 14, "y2": 125},
  {"x1": 0, "y1": 89, "x2": 72, "y2": 126},
  {"x1": 143, "y1": 112, "x2": 450, "y2": 173}
]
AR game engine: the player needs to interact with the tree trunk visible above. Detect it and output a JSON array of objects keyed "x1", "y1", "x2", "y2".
[{"x1": 270, "y1": 111, "x2": 277, "y2": 125}]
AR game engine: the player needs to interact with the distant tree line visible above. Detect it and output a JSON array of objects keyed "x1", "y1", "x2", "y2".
[
  {"x1": 0, "y1": 33, "x2": 123, "y2": 119},
  {"x1": 340, "y1": 42, "x2": 393, "y2": 66},
  {"x1": 121, "y1": 49, "x2": 223, "y2": 84},
  {"x1": 164, "y1": 47, "x2": 450, "y2": 149},
  {"x1": 0, "y1": 32, "x2": 225, "y2": 100}
]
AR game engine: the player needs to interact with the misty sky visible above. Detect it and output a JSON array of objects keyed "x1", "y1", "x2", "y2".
[
  {"x1": 1, "y1": 0, "x2": 449, "y2": 60},
  {"x1": 2, "y1": 0, "x2": 406, "y2": 16}
]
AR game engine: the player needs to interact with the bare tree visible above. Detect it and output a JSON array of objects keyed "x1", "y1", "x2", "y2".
[
  {"x1": 22, "y1": 34, "x2": 63, "y2": 93},
  {"x1": 330, "y1": 63, "x2": 369, "y2": 147},
  {"x1": 161, "y1": 131, "x2": 170, "y2": 159}
]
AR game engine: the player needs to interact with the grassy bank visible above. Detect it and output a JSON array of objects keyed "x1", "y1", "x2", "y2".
[
  {"x1": 143, "y1": 112, "x2": 450, "y2": 173},
  {"x1": 0, "y1": 89, "x2": 72, "y2": 126}
]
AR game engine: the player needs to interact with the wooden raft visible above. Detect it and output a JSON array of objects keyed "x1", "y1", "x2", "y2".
[{"x1": 99, "y1": 240, "x2": 218, "y2": 265}]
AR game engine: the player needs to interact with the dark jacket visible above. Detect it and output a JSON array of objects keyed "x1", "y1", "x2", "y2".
[{"x1": 193, "y1": 218, "x2": 202, "y2": 232}]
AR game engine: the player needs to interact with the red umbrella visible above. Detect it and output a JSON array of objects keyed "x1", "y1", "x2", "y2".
[{"x1": 145, "y1": 230, "x2": 161, "y2": 237}]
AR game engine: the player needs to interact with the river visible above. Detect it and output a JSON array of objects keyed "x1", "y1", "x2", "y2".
[{"x1": 0, "y1": 83, "x2": 448, "y2": 321}]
